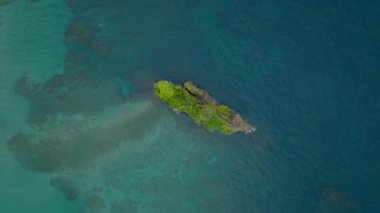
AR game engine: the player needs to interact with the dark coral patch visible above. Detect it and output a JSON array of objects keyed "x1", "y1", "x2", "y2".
[
  {"x1": 15, "y1": 72, "x2": 128, "y2": 125},
  {"x1": 0, "y1": 0, "x2": 12, "y2": 6},
  {"x1": 317, "y1": 187, "x2": 361, "y2": 213},
  {"x1": 50, "y1": 176, "x2": 80, "y2": 201}
]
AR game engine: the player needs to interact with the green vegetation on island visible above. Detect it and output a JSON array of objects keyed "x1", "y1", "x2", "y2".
[{"x1": 154, "y1": 80, "x2": 255, "y2": 135}]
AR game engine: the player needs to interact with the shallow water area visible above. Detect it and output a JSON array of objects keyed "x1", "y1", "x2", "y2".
[
  {"x1": 1, "y1": 0, "x2": 380, "y2": 212},
  {"x1": 0, "y1": 0, "x2": 74, "y2": 211}
]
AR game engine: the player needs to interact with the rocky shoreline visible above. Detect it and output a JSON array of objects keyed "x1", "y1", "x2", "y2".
[{"x1": 154, "y1": 80, "x2": 255, "y2": 135}]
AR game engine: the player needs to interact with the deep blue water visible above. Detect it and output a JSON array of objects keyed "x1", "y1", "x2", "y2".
[{"x1": 1, "y1": 0, "x2": 379, "y2": 212}]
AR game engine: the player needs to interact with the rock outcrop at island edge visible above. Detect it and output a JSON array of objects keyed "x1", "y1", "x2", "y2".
[
  {"x1": 154, "y1": 80, "x2": 255, "y2": 135},
  {"x1": 184, "y1": 81, "x2": 255, "y2": 134}
]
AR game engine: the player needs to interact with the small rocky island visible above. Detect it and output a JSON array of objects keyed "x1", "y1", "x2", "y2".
[{"x1": 154, "y1": 80, "x2": 255, "y2": 135}]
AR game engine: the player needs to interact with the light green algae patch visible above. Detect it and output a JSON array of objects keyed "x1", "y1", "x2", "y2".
[{"x1": 154, "y1": 80, "x2": 255, "y2": 135}]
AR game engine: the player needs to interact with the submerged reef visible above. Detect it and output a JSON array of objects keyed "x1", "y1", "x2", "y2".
[
  {"x1": 316, "y1": 188, "x2": 362, "y2": 213},
  {"x1": 0, "y1": 0, "x2": 12, "y2": 6},
  {"x1": 15, "y1": 72, "x2": 128, "y2": 124},
  {"x1": 7, "y1": 72, "x2": 164, "y2": 173},
  {"x1": 65, "y1": 18, "x2": 113, "y2": 58},
  {"x1": 154, "y1": 80, "x2": 255, "y2": 135},
  {"x1": 50, "y1": 176, "x2": 80, "y2": 201}
]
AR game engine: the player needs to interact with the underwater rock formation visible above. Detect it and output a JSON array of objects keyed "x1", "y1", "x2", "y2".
[
  {"x1": 6, "y1": 98, "x2": 161, "y2": 172},
  {"x1": 66, "y1": 18, "x2": 100, "y2": 43},
  {"x1": 15, "y1": 72, "x2": 128, "y2": 124},
  {"x1": 64, "y1": 0, "x2": 109, "y2": 14},
  {"x1": 15, "y1": 77, "x2": 42, "y2": 98},
  {"x1": 8, "y1": 71, "x2": 166, "y2": 173},
  {"x1": 65, "y1": 18, "x2": 113, "y2": 57},
  {"x1": 27, "y1": 0, "x2": 41, "y2": 3},
  {"x1": 316, "y1": 188, "x2": 361, "y2": 213},
  {"x1": 50, "y1": 176, "x2": 80, "y2": 201},
  {"x1": 85, "y1": 193, "x2": 106, "y2": 213},
  {"x1": 154, "y1": 80, "x2": 255, "y2": 135},
  {"x1": 0, "y1": 0, "x2": 12, "y2": 6},
  {"x1": 90, "y1": 36, "x2": 113, "y2": 57},
  {"x1": 112, "y1": 200, "x2": 139, "y2": 213}
]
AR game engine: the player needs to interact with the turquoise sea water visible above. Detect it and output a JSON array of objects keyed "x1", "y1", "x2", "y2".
[{"x1": 1, "y1": 0, "x2": 379, "y2": 212}]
